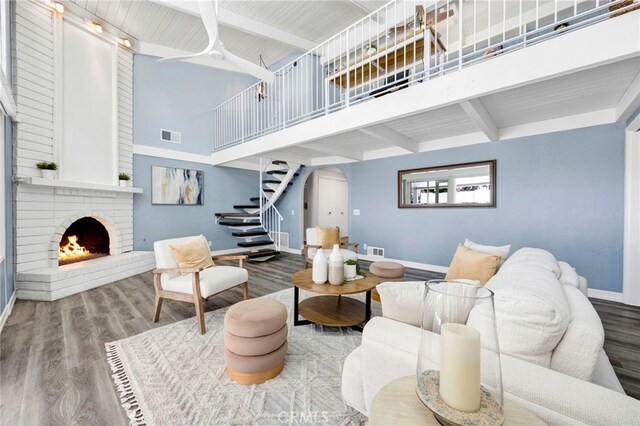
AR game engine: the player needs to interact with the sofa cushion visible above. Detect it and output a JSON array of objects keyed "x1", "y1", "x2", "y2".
[
  {"x1": 316, "y1": 226, "x2": 340, "y2": 249},
  {"x1": 169, "y1": 235, "x2": 214, "y2": 274},
  {"x1": 502, "y1": 247, "x2": 561, "y2": 278},
  {"x1": 550, "y1": 285, "x2": 604, "y2": 381},
  {"x1": 308, "y1": 247, "x2": 357, "y2": 262},
  {"x1": 162, "y1": 266, "x2": 248, "y2": 298},
  {"x1": 377, "y1": 281, "x2": 424, "y2": 327},
  {"x1": 468, "y1": 250, "x2": 571, "y2": 367},
  {"x1": 558, "y1": 261, "x2": 580, "y2": 289},
  {"x1": 463, "y1": 239, "x2": 511, "y2": 265},
  {"x1": 445, "y1": 244, "x2": 501, "y2": 285}
]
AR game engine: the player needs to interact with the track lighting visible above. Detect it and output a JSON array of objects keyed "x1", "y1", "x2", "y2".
[
  {"x1": 94, "y1": 23, "x2": 103, "y2": 33},
  {"x1": 123, "y1": 39, "x2": 132, "y2": 48},
  {"x1": 54, "y1": 2, "x2": 64, "y2": 13}
]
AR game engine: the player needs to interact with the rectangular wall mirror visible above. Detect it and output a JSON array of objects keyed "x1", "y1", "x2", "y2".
[{"x1": 398, "y1": 160, "x2": 496, "y2": 208}]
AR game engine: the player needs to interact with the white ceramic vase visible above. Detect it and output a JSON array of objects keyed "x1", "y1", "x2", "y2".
[
  {"x1": 119, "y1": 180, "x2": 128, "y2": 187},
  {"x1": 344, "y1": 263, "x2": 357, "y2": 280},
  {"x1": 312, "y1": 248, "x2": 328, "y2": 284},
  {"x1": 328, "y1": 244, "x2": 345, "y2": 285}
]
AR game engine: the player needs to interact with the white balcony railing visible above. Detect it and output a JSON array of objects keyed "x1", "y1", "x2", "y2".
[{"x1": 213, "y1": 0, "x2": 636, "y2": 151}]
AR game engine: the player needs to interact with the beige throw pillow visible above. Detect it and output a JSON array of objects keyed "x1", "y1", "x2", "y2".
[
  {"x1": 316, "y1": 226, "x2": 340, "y2": 249},
  {"x1": 169, "y1": 235, "x2": 214, "y2": 274},
  {"x1": 445, "y1": 244, "x2": 501, "y2": 285}
]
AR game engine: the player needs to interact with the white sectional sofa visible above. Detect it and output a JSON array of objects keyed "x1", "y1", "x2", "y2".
[{"x1": 342, "y1": 248, "x2": 640, "y2": 425}]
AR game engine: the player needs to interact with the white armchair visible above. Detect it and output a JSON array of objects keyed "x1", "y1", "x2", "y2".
[
  {"x1": 303, "y1": 227, "x2": 358, "y2": 268},
  {"x1": 153, "y1": 236, "x2": 248, "y2": 334}
]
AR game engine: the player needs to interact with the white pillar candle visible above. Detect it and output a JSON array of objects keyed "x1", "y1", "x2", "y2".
[{"x1": 439, "y1": 323, "x2": 481, "y2": 412}]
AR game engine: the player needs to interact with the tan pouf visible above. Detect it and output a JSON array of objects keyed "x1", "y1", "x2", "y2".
[
  {"x1": 370, "y1": 261, "x2": 405, "y2": 302},
  {"x1": 224, "y1": 298, "x2": 288, "y2": 385}
]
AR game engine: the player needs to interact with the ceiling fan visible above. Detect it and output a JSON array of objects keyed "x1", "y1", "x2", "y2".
[{"x1": 157, "y1": 0, "x2": 274, "y2": 84}]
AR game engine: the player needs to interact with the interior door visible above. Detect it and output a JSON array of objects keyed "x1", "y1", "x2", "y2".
[{"x1": 317, "y1": 177, "x2": 349, "y2": 237}]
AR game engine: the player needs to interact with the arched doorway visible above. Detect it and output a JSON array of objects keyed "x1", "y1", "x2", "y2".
[{"x1": 302, "y1": 167, "x2": 349, "y2": 243}]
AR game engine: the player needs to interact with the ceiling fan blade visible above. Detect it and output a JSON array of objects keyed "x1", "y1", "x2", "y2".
[
  {"x1": 197, "y1": 0, "x2": 220, "y2": 49},
  {"x1": 222, "y1": 50, "x2": 274, "y2": 84},
  {"x1": 156, "y1": 51, "x2": 207, "y2": 63}
]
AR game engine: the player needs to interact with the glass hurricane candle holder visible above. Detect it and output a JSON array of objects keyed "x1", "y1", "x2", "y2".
[{"x1": 416, "y1": 280, "x2": 504, "y2": 426}]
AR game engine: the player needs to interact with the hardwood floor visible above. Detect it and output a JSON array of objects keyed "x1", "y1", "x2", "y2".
[{"x1": 0, "y1": 254, "x2": 638, "y2": 425}]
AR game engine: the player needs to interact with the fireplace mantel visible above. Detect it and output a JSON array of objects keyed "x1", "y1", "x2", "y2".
[{"x1": 15, "y1": 177, "x2": 143, "y2": 194}]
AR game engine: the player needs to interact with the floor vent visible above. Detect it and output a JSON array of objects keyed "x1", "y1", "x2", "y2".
[
  {"x1": 161, "y1": 129, "x2": 181, "y2": 144},
  {"x1": 367, "y1": 246, "x2": 385, "y2": 257},
  {"x1": 272, "y1": 232, "x2": 289, "y2": 249}
]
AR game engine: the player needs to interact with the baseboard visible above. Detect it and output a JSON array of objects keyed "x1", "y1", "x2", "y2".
[
  {"x1": 281, "y1": 247, "x2": 302, "y2": 255},
  {"x1": 358, "y1": 254, "x2": 449, "y2": 274},
  {"x1": 588, "y1": 288, "x2": 623, "y2": 303},
  {"x1": 0, "y1": 292, "x2": 17, "y2": 333}
]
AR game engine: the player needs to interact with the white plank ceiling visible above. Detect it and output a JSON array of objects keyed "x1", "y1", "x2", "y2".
[{"x1": 67, "y1": 0, "x2": 386, "y2": 66}]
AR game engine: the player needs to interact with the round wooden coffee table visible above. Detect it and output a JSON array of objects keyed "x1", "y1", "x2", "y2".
[{"x1": 290, "y1": 268, "x2": 383, "y2": 330}]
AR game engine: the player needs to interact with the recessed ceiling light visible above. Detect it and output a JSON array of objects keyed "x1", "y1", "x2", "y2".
[
  {"x1": 55, "y1": 3, "x2": 65, "y2": 13},
  {"x1": 94, "y1": 23, "x2": 103, "y2": 33}
]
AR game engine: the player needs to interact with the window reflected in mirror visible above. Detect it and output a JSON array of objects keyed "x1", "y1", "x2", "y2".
[{"x1": 398, "y1": 160, "x2": 496, "y2": 208}]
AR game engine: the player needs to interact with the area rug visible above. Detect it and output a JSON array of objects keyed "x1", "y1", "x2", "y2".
[{"x1": 106, "y1": 289, "x2": 377, "y2": 425}]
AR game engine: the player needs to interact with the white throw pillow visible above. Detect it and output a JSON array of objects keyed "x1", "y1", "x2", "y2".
[
  {"x1": 464, "y1": 239, "x2": 511, "y2": 264},
  {"x1": 377, "y1": 281, "x2": 424, "y2": 327},
  {"x1": 377, "y1": 280, "x2": 480, "y2": 329}
]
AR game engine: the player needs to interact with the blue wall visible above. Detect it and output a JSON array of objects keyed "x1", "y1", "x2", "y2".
[
  {"x1": 133, "y1": 155, "x2": 258, "y2": 251},
  {"x1": 279, "y1": 124, "x2": 625, "y2": 292},
  {"x1": 132, "y1": 54, "x2": 260, "y2": 251},
  {"x1": 133, "y1": 54, "x2": 256, "y2": 155}
]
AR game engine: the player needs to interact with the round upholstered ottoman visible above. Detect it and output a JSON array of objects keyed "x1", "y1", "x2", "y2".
[
  {"x1": 370, "y1": 261, "x2": 405, "y2": 302},
  {"x1": 224, "y1": 298, "x2": 288, "y2": 385}
]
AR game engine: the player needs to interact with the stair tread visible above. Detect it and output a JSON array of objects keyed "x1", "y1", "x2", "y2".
[
  {"x1": 233, "y1": 204, "x2": 260, "y2": 209},
  {"x1": 262, "y1": 189, "x2": 286, "y2": 193},
  {"x1": 266, "y1": 170, "x2": 299, "y2": 176},
  {"x1": 249, "y1": 197, "x2": 260, "y2": 202},
  {"x1": 232, "y1": 230, "x2": 268, "y2": 237},
  {"x1": 271, "y1": 160, "x2": 287, "y2": 165},
  {"x1": 215, "y1": 212, "x2": 259, "y2": 218},
  {"x1": 237, "y1": 240, "x2": 274, "y2": 248},
  {"x1": 263, "y1": 180, "x2": 293, "y2": 185},
  {"x1": 219, "y1": 220, "x2": 261, "y2": 227},
  {"x1": 244, "y1": 249, "x2": 281, "y2": 259}
]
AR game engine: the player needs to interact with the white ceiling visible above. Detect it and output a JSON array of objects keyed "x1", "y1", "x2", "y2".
[{"x1": 67, "y1": 0, "x2": 387, "y2": 67}]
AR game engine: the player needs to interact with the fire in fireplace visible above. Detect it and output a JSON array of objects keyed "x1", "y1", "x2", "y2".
[{"x1": 58, "y1": 217, "x2": 110, "y2": 265}]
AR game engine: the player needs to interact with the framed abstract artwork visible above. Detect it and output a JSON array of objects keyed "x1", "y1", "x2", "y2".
[{"x1": 151, "y1": 166, "x2": 204, "y2": 205}]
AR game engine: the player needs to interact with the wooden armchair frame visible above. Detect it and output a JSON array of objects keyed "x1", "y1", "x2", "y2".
[
  {"x1": 303, "y1": 241, "x2": 359, "y2": 268},
  {"x1": 152, "y1": 255, "x2": 248, "y2": 334}
]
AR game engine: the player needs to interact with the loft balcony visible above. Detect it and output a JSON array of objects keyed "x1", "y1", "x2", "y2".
[{"x1": 211, "y1": 0, "x2": 640, "y2": 166}]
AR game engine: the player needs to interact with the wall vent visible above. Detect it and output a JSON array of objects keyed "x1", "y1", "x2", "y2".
[
  {"x1": 367, "y1": 246, "x2": 385, "y2": 257},
  {"x1": 161, "y1": 129, "x2": 181, "y2": 144},
  {"x1": 273, "y1": 232, "x2": 289, "y2": 249}
]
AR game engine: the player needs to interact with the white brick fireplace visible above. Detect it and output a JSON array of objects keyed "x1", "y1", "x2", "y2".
[{"x1": 12, "y1": 2, "x2": 154, "y2": 301}]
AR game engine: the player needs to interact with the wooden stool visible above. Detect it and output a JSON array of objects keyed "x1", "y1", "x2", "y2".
[
  {"x1": 224, "y1": 298, "x2": 288, "y2": 385},
  {"x1": 370, "y1": 261, "x2": 405, "y2": 302}
]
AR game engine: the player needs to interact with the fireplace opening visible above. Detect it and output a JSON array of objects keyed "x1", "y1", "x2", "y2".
[{"x1": 58, "y1": 217, "x2": 110, "y2": 265}]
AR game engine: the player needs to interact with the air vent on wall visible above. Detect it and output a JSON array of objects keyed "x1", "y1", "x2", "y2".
[
  {"x1": 367, "y1": 246, "x2": 385, "y2": 257},
  {"x1": 161, "y1": 129, "x2": 181, "y2": 144}
]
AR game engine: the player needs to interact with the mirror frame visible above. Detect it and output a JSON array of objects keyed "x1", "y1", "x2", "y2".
[{"x1": 397, "y1": 160, "x2": 496, "y2": 208}]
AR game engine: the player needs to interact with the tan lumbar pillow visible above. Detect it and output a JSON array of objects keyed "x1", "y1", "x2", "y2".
[
  {"x1": 316, "y1": 226, "x2": 340, "y2": 249},
  {"x1": 169, "y1": 235, "x2": 214, "y2": 274},
  {"x1": 445, "y1": 244, "x2": 501, "y2": 285}
]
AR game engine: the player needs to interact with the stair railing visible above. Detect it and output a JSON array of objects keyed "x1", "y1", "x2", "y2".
[
  {"x1": 259, "y1": 157, "x2": 284, "y2": 251},
  {"x1": 260, "y1": 190, "x2": 284, "y2": 251}
]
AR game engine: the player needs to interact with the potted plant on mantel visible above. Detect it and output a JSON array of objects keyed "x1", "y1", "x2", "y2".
[
  {"x1": 118, "y1": 173, "x2": 131, "y2": 187},
  {"x1": 36, "y1": 161, "x2": 58, "y2": 179}
]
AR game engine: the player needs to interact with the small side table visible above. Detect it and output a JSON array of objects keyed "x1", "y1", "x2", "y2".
[{"x1": 367, "y1": 376, "x2": 546, "y2": 426}]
